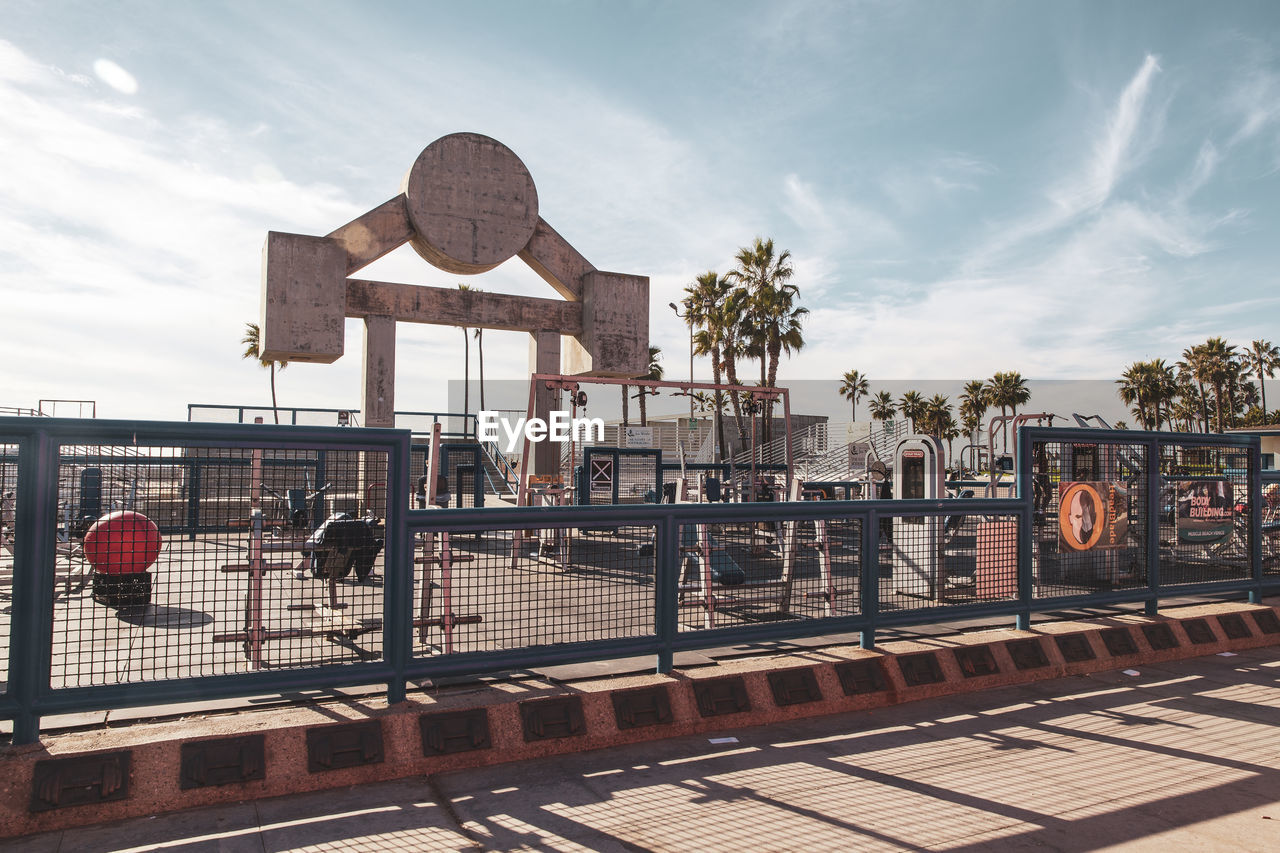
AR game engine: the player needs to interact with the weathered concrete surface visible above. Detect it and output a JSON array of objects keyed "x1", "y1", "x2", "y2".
[
  {"x1": 517, "y1": 217, "x2": 595, "y2": 301},
  {"x1": 326, "y1": 195, "x2": 415, "y2": 275},
  {"x1": 563, "y1": 271, "x2": 650, "y2": 378},
  {"x1": 9, "y1": 642, "x2": 1280, "y2": 851},
  {"x1": 345, "y1": 279, "x2": 583, "y2": 335},
  {"x1": 361, "y1": 315, "x2": 396, "y2": 429},
  {"x1": 258, "y1": 131, "x2": 650, "y2": 400},
  {"x1": 259, "y1": 232, "x2": 347, "y2": 363},
  {"x1": 402, "y1": 133, "x2": 539, "y2": 275}
]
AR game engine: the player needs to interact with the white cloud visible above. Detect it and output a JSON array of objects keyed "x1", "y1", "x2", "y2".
[{"x1": 92, "y1": 58, "x2": 137, "y2": 94}]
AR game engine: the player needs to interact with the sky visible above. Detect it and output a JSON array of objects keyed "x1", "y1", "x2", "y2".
[{"x1": 3, "y1": 0, "x2": 1280, "y2": 426}]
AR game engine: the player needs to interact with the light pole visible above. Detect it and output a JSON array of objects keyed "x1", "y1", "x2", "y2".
[{"x1": 669, "y1": 302, "x2": 694, "y2": 428}]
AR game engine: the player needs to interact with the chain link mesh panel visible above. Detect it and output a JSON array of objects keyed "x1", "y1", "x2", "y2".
[
  {"x1": 1030, "y1": 439, "x2": 1148, "y2": 599},
  {"x1": 0, "y1": 440, "x2": 17, "y2": 694},
  {"x1": 49, "y1": 444, "x2": 388, "y2": 688},
  {"x1": 408, "y1": 522, "x2": 656, "y2": 655},
  {"x1": 1158, "y1": 443, "x2": 1253, "y2": 585},
  {"x1": 878, "y1": 511, "x2": 1020, "y2": 611},
  {"x1": 676, "y1": 513, "x2": 863, "y2": 633}
]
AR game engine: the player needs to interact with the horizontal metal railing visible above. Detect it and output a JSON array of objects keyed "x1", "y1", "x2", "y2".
[{"x1": 0, "y1": 418, "x2": 1273, "y2": 745}]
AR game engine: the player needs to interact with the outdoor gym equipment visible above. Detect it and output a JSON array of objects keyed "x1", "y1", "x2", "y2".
[
  {"x1": 678, "y1": 478, "x2": 803, "y2": 629},
  {"x1": 216, "y1": 449, "x2": 385, "y2": 668},
  {"x1": 891, "y1": 434, "x2": 946, "y2": 599},
  {"x1": 414, "y1": 423, "x2": 482, "y2": 652},
  {"x1": 82, "y1": 510, "x2": 163, "y2": 609}
]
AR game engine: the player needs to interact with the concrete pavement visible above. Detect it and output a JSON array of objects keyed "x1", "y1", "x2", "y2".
[{"x1": 7, "y1": 645, "x2": 1280, "y2": 852}]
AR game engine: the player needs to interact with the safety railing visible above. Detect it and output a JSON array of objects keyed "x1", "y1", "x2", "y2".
[{"x1": 0, "y1": 418, "x2": 1272, "y2": 745}]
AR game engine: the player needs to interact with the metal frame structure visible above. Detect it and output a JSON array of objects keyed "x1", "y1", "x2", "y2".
[
  {"x1": 514, "y1": 374, "x2": 795, "y2": 507},
  {"x1": 1, "y1": 417, "x2": 1275, "y2": 745}
]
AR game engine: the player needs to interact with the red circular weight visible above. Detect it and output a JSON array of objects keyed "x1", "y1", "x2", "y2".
[{"x1": 82, "y1": 510, "x2": 163, "y2": 575}]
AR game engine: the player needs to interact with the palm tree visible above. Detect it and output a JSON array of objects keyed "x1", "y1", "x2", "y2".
[
  {"x1": 987, "y1": 371, "x2": 1030, "y2": 450},
  {"x1": 899, "y1": 390, "x2": 926, "y2": 433},
  {"x1": 717, "y1": 286, "x2": 753, "y2": 448},
  {"x1": 869, "y1": 391, "x2": 897, "y2": 436},
  {"x1": 959, "y1": 379, "x2": 989, "y2": 464},
  {"x1": 636, "y1": 346, "x2": 663, "y2": 426},
  {"x1": 729, "y1": 237, "x2": 806, "y2": 444},
  {"x1": 922, "y1": 394, "x2": 952, "y2": 438},
  {"x1": 1178, "y1": 345, "x2": 1211, "y2": 432},
  {"x1": 1248, "y1": 339, "x2": 1280, "y2": 420},
  {"x1": 838, "y1": 370, "x2": 870, "y2": 422},
  {"x1": 1200, "y1": 337, "x2": 1237, "y2": 431},
  {"x1": 240, "y1": 322, "x2": 287, "y2": 424},
  {"x1": 684, "y1": 271, "x2": 735, "y2": 460}
]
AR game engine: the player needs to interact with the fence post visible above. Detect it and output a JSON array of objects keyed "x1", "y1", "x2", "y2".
[
  {"x1": 1145, "y1": 439, "x2": 1161, "y2": 616},
  {"x1": 383, "y1": 439, "x2": 411, "y2": 704},
  {"x1": 1250, "y1": 440, "x2": 1263, "y2": 605},
  {"x1": 654, "y1": 510, "x2": 677, "y2": 673},
  {"x1": 860, "y1": 508, "x2": 878, "y2": 650},
  {"x1": 10, "y1": 429, "x2": 59, "y2": 744},
  {"x1": 1015, "y1": 430, "x2": 1033, "y2": 631}
]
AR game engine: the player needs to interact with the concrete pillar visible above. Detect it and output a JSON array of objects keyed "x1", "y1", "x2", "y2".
[
  {"x1": 361, "y1": 315, "x2": 395, "y2": 518},
  {"x1": 529, "y1": 330, "x2": 562, "y2": 480},
  {"x1": 362, "y1": 315, "x2": 396, "y2": 429}
]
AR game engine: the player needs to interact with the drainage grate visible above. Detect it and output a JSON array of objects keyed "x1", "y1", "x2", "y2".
[
  {"x1": 612, "y1": 686, "x2": 673, "y2": 730},
  {"x1": 767, "y1": 668, "x2": 823, "y2": 706},
  {"x1": 1100, "y1": 628, "x2": 1138, "y2": 656},
  {"x1": 180, "y1": 735, "x2": 265, "y2": 790},
  {"x1": 1180, "y1": 618, "x2": 1216, "y2": 645},
  {"x1": 520, "y1": 696, "x2": 586, "y2": 742},
  {"x1": 693, "y1": 677, "x2": 751, "y2": 717},
  {"x1": 1251, "y1": 609, "x2": 1280, "y2": 635},
  {"x1": 897, "y1": 652, "x2": 943, "y2": 686},
  {"x1": 420, "y1": 709, "x2": 491, "y2": 756},
  {"x1": 835, "y1": 659, "x2": 889, "y2": 695},
  {"x1": 31, "y1": 752, "x2": 131, "y2": 812},
  {"x1": 306, "y1": 721, "x2": 384, "y2": 772},
  {"x1": 1141, "y1": 622, "x2": 1179, "y2": 651},
  {"x1": 1055, "y1": 634, "x2": 1097, "y2": 663},
  {"x1": 1005, "y1": 638, "x2": 1050, "y2": 670},
  {"x1": 953, "y1": 646, "x2": 1000, "y2": 678},
  {"x1": 1217, "y1": 613, "x2": 1252, "y2": 640}
]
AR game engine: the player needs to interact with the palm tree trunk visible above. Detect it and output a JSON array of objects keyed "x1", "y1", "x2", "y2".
[
  {"x1": 270, "y1": 364, "x2": 279, "y2": 424},
  {"x1": 621, "y1": 385, "x2": 629, "y2": 430},
  {"x1": 477, "y1": 329, "x2": 486, "y2": 411},
  {"x1": 461, "y1": 328, "x2": 470, "y2": 428},
  {"x1": 639, "y1": 388, "x2": 648, "y2": 427},
  {"x1": 723, "y1": 348, "x2": 747, "y2": 448},
  {"x1": 712, "y1": 347, "x2": 726, "y2": 462}
]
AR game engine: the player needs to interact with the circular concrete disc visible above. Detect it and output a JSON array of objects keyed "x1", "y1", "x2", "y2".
[{"x1": 402, "y1": 133, "x2": 539, "y2": 274}]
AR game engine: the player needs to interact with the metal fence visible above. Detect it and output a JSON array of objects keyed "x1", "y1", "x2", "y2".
[{"x1": 0, "y1": 419, "x2": 1273, "y2": 744}]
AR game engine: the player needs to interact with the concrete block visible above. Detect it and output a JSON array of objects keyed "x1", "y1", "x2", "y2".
[
  {"x1": 563, "y1": 271, "x2": 648, "y2": 377},
  {"x1": 260, "y1": 232, "x2": 346, "y2": 363},
  {"x1": 402, "y1": 133, "x2": 539, "y2": 274}
]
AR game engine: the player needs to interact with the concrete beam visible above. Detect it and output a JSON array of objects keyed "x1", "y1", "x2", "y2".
[
  {"x1": 345, "y1": 279, "x2": 583, "y2": 336},
  {"x1": 517, "y1": 217, "x2": 595, "y2": 302},
  {"x1": 563, "y1": 271, "x2": 649, "y2": 377},
  {"x1": 361, "y1": 315, "x2": 396, "y2": 429},
  {"x1": 325, "y1": 196, "x2": 414, "y2": 275},
  {"x1": 259, "y1": 232, "x2": 346, "y2": 363}
]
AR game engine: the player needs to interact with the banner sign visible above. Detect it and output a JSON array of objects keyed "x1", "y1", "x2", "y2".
[
  {"x1": 1058, "y1": 481, "x2": 1129, "y2": 552},
  {"x1": 1175, "y1": 479, "x2": 1234, "y2": 545}
]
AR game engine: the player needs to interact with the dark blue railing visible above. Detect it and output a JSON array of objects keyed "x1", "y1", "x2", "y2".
[{"x1": 0, "y1": 418, "x2": 1274, "y2": 745}]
